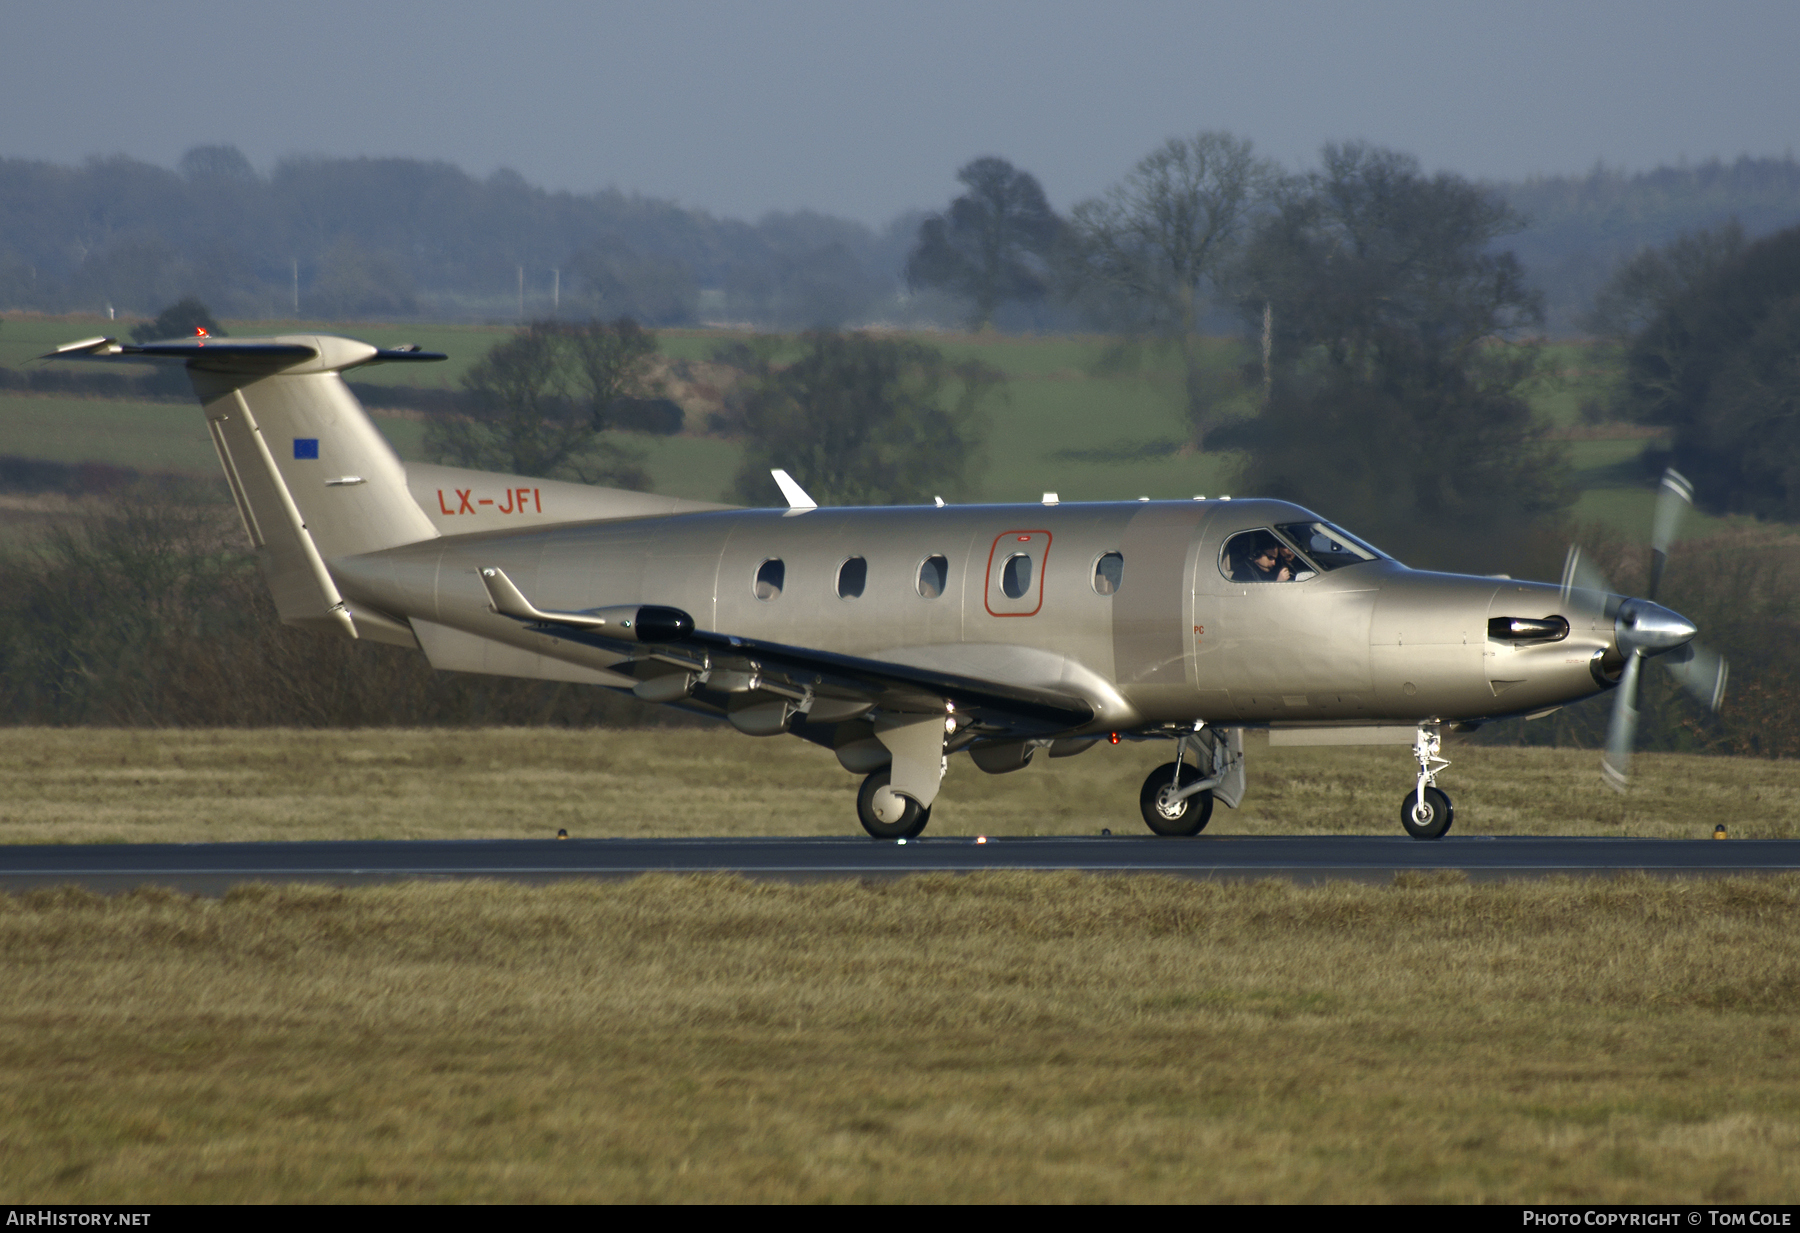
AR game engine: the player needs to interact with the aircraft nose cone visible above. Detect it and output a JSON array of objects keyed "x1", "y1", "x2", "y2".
[{"x1": 1616, "y1": 598, "x2": 1698, "y2": 656}]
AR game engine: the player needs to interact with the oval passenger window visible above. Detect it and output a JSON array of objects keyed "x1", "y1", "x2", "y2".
[
  {"x1": 754, "y1": 558, "x2": 784, "y2": 601},
  {"x1": 1093, "y1": 551, "x2": 1123, "y2": 595},
  {"x1": 917, "y1": 554, "x2": 948, "y2": 599},
  {"x1": 1001, "y1": 553, "x2": 1032, "y2": 599},
  {"x1": 837, "y1": 556, "x2": 867, "y2": 599}
]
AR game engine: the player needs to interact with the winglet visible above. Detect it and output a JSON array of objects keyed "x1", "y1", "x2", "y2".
[{"x1": 770, "y1": 469, "x2": 817, "y2": 511}]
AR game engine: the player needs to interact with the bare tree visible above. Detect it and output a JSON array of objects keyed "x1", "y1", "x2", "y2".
[
  {"x1": 721, "y1": 331, "x2": 1002, "y2": 507},
  {"x1": 1067, "y1": 132, "x2": 1279, "y2": 444},
  {"x1": 423, "y1": 318, "x2": 655, "y2": 487},
  {"x1": 563, "y1": 316, "x2": 659, "y2": 429}
]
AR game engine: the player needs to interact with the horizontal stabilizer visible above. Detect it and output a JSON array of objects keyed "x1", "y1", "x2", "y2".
[
  {"x1": 43, "y1": 333, "x2": 445, "y2": 374},
  {"x1": 44, "y1": 336, "x2": 317, "y2": 365}
]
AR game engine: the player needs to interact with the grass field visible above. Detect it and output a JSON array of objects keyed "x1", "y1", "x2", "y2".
[
  {"x1": 4, "y1": 873, "x2": 1799, "y2": 1202},
  {"x1": 4, "y1": 730, "x2": 1799, "y2": 1202},
  {"x1": 8, "y1": 312, "x2": 1748, "y2": 530},
  {"x1": 0, "y1": 728, "x2": 1790, "y2": 845}
]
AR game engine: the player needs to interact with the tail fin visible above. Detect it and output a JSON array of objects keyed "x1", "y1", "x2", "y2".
[{"x1": 49, "y1": 333, "x2": 441, "y2": 641}]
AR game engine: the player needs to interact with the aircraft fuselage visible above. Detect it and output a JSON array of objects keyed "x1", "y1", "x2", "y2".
[{"x1": 333, "y1": 496, "x2": 1612, "y2": 732}]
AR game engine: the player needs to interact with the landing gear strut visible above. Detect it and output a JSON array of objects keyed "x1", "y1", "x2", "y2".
[{"x1": 1400, "y1": 724, "x2": 1453, "y2": 840}]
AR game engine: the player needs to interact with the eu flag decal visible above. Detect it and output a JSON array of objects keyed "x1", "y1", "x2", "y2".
[{"x1": 294, "y1": 438, "x2": 320, "y2": 460}]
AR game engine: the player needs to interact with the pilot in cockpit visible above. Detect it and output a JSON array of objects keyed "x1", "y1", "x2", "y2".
[
  {"x1": 1274, "y1": 542, "x2": 1317, "y2": 582},
  {"x1": 1232, "y1": 533, "x2": 1292, "y2": 583}
]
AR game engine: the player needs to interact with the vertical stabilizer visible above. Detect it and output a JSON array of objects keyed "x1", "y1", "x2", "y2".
[{"x1": 185, "y1": 336, "x2": 441, "y2": 642}]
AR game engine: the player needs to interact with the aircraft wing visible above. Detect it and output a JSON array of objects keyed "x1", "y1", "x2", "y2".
[
  {"x1": 682, "y1": 628, "x2": 1096, "y2": 733},
  {"x1": 478, "y1": 568, "x2": 1095, "y2": 736}
]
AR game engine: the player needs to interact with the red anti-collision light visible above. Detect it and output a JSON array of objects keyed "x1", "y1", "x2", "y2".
[{"x1": 1109, "y1": 732, "x2": 1120, "y2": 745}]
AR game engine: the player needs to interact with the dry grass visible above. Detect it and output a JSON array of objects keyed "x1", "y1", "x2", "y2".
[
  {"x1": 2, "y1": 874, "x2": 1799, "y2": 1202},
  {"x1": 0, "y1": 728, "x2": 1792, "y2": 845}
]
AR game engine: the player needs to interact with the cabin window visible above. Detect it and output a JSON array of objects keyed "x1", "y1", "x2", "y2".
[
  {"x1": 836, "y1": 556, "x2": 867, "y2": 599},
  {"x1": 1001, "y1": 553, "x2": 1033, "y2": 599},
  {"x1": 754, "y1": 558, "x2": 785, "y2": 601},
  {"x1": 1093, "y1": 551, "x2": 1124, "y2": 595},
  {"x1": 917, "y1": 554, "x2": 948, "y2": 599}
]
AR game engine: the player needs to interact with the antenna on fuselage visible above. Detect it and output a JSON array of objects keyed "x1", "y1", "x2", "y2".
[{"x1": 770, "y1": 469, "x2": 817, "y2": 512}]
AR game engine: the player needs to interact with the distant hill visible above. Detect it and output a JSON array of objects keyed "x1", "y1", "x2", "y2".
[
  {"x1": 0, "y1": 149, "x2": 928, "y2": 328},
  {"x1": 1498, "y1": 156, "x2": 1800, "y2": 334}
]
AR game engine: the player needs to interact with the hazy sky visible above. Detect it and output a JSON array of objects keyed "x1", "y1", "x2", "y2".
[{"x1": 7, "y1": 0, "x2": 1797, "y2": 225}]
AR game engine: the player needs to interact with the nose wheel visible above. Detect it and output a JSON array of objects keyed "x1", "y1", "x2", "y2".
[
  {"x1": 1400, "y1": 786, "x2": 1453, "y2": 839},
  {"x1": 1401, "y1": 724, "x2": 1453, "y2": 840}
]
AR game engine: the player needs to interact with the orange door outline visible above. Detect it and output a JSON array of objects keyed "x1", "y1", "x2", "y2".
[{"x1": 983, "y1": 529, "x2": 1051, "y2": 617}]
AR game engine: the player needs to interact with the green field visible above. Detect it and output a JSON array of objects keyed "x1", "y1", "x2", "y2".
[{"x1": 0, "y1": 313, "x2": 1773, "y2": 536}]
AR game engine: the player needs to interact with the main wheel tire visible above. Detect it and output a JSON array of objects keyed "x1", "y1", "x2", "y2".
[
  {"x1": 858, "y1": 770, "x2": 930, "y2": 839},
  {"x1": 1139, "y1": 762, "x2": 1214, "y2": 836},
  {"x1": 1399, "y1": 786, "x2": 1454, "y2": 840},
  {"x1": 903, "y1": 805, "x2": 931, "y2": 840}
]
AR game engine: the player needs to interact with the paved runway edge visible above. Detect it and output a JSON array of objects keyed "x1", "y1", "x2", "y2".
[{"x1": 4, "y1": 836, "x2": 1800, "y2": 894}]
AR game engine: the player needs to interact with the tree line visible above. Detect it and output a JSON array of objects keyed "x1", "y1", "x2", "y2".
[
  {"x1": 0, "y1": 148, "x2": 921, "y2": 327},
  {"x1": 4, "y1": 145, "x2": 1799, "y2": 332}
]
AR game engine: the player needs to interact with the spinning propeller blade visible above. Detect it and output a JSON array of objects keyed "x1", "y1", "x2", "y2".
[
  {"x1": 1662, "y1": 640, "x2": 1729, "y2": 713},
  {"x1": 1648, "y1": 468, "x2": 1693, "y2": 602},
  {"x1": 1590, "y1": 467, "x2": 1725, "y2": 789},
  {"x1": 1601, "y1": 653, "x2": 1643, "y2": 793},
  {"x1": 1559, "y1": 544, "x2": 1615, "y2": 624}
]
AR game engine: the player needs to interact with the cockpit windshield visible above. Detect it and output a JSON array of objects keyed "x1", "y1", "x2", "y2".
[{"x1": 1274, "y1": 521, "x2": 1389, "y2": 570}]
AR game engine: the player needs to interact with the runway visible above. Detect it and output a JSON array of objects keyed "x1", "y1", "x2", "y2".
[{"x1": 3, "y1": 834, "x2": 1798, "y2": 894}]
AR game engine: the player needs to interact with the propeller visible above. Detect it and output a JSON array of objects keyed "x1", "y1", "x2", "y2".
[{"x1": 1573, "y1": 468, "x2": 1728, "y2": 791}]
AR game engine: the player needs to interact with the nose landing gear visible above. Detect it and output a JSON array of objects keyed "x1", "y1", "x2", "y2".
[{"x1": 1400, "y1": 724, "x2": 1453, "y2": 839}]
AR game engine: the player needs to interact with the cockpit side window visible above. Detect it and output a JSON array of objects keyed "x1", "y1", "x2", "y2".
[{"x1": 1220, "y1": 529, "x2": 1317, "y2": 584}]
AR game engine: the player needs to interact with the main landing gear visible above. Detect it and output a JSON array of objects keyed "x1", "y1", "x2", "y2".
[
  {"x1": 1400, "y1": 724, "x2": 1454, "y2": 840},
  {"x1": 1138, "y1": 725, "x2": 1232, "y2": 836},
  {"x1": 857, "y1": 769, "x2": 931, "y2": 839},
  {"x1": 1140, "y1": 762, "x2": 1214, "y2": 836}
]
